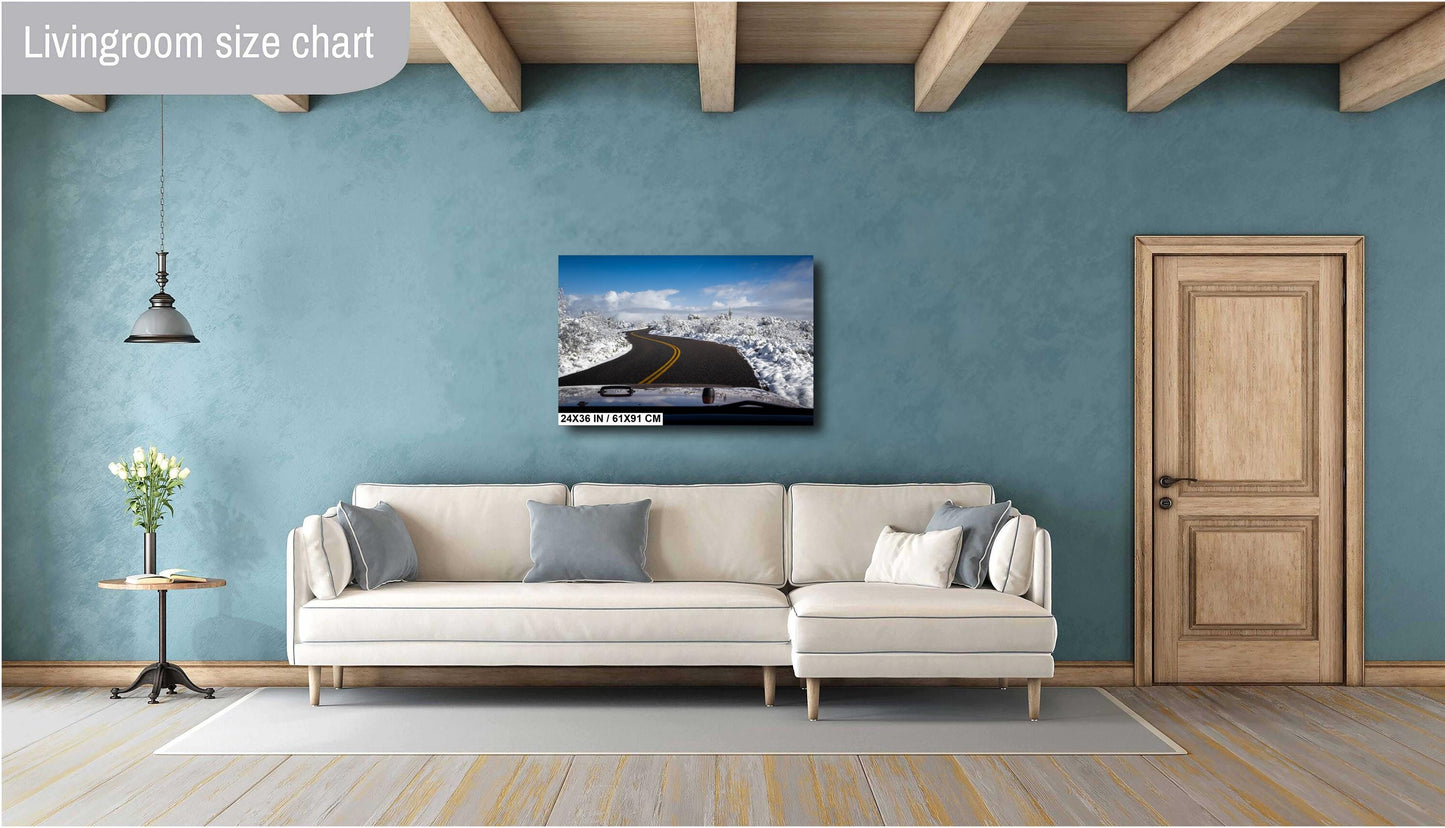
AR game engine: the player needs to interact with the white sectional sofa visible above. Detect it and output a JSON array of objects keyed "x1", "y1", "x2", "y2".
[{"x1": 287, "y1": 482, "x2": 1054, "y2": 720}]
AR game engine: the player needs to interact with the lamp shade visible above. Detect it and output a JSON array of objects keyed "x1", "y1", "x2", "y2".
[
  {"x1": 125, "y1": 252, "x2": 198, "y2": 343},
  {"x1": 126, "y1": 302, "x2": 198, "y2": 343}
]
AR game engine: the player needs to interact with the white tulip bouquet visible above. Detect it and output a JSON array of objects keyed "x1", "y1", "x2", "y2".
[{"x1": 108, "y1": 446, "x2": 191, "y2": 533}]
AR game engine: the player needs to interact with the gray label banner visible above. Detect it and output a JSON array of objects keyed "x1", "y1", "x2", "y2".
[{"x1": 3, "y1": 2, "x2": 409, "y2": 94}]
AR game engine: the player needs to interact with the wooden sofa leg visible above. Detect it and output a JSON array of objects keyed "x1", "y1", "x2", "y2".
[
  {"x1": 1028, "y1": 678, "x2": 1041, "y2": 721},
  {"x1": 333, "y1": 666, "x2": 344, "y2": 690},
  {"x1": 806, "y1": 678, "x2": 820, "y2": 721},
  {"x1": 309, "y1": 666, "x2": 321, "y2": 706},
  {"x1": 999, "y1": 677, "x2": 1008, "y2": 690},
  {"x1": 763, "y1": 666, "x2": 776, "y2": 707}
]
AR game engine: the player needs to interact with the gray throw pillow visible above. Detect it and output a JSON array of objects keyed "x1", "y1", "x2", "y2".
[
  {"x1": 525, "y1": 500, "x2": 652, "y2": 583},
  {"x1": 335, "y1": 501, "x2": 419, "y2": 590},
  {"x1": 926, "y1": 500, "x2": 1013, "y2": 588}
]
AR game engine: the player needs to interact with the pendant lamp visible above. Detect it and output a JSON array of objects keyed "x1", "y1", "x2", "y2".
[{"x1": 126, "y1": 96, "x2": 198, "y2": 344}]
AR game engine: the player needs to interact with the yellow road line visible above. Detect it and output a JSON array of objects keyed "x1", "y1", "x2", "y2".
[{"x1": 632, "y1": 333, "x2": 682, "y2": 384}]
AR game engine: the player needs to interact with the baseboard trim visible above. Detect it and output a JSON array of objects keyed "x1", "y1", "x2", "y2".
[
  {"x1": 9, "y1": 660, "x2": 1440, "y2": 687},
  {"x1": 1, "y1": 660, "x2": 1134, "y2": 688},
  {"x1": 1362, "y1": 661, "x2": 1445, "y2": 686}
]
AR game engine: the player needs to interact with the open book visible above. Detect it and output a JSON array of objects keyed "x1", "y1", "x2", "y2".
[{"x1": 124, "y1": 568, "x2": 207, "y2": 585}]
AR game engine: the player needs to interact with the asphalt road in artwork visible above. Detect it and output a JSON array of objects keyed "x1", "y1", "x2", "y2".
[{"x1": 560, "y1": 330, "x2": 761, "y2": 388}]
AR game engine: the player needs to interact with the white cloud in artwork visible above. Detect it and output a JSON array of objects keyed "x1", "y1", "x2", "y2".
[
  {"x1": 709, "y1": 288, "x2": 761, "y2": 309},
  {"x1": 601, "y1": 289, "x2": 679, "y2": 310},
  {"x1": 569, "y1": 288, "x2": 700, "y2": 322},
  {"x1": 700, "y1": 260, "x2": 813, "y2": 319}
]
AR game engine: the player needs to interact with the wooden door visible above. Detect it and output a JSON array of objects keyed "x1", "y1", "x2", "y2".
[{"x1": 1152, "y1": 253, "x2": 1345, "y2": 683}]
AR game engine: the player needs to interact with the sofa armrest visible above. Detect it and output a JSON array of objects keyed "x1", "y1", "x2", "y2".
[
  {"x1": 1026, "y1": 527, "x2": 1052, "y2": 613},
  {"x1": 285, "y1": 526, "x2": 314, "y2": 664}
]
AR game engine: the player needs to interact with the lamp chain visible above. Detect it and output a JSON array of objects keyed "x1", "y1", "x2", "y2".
[
  {"x1": 157, "y1": 96, "x2": 167, "y2": 293},
  {"x1": 159, "y1": 96, "x2": 166, "y2": 253}
]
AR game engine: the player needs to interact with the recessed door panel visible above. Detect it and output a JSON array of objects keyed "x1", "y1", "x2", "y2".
[
  {"x1": 1187, "y1": 519, "x2": 1314, "y2": 631},
  {"x1": 1189, "y1": 290, "x2": 1313, "y2": 489}
]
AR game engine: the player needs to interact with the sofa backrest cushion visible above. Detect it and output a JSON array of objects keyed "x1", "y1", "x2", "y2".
[
  {"x1": 571, "y1": 484, "x2": 785, "y2": 585},
  {"x1": 789, "y1": 483, "x2": 995, "y2": 584},
  {"x1": 351, "y1": 483, "x2": 568, "y2": 581}
]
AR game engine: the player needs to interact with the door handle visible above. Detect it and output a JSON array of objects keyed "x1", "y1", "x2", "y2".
[{"x1": 1158, "y1": 475, "x2": 1199, "y2": 488}]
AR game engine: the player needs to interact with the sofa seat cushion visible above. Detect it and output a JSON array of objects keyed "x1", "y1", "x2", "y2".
[
  {"x1": 298, "y1": 581, "x2": 790, "y2": 645},
  {"x1": 788, "y1": 583, "x2": 1056, "y2": 655}
]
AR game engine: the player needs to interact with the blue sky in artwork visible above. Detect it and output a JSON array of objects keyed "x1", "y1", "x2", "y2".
[{"x1": 560, "y1": 255, "x2": 813, "y2": 321}]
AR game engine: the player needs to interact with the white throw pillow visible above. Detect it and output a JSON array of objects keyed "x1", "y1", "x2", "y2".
[
  {"x1": 296, "y1": 511, "x2": 352, "y2": 599},
  {"x1": 864, "y1": 525, "x2": 963, "y2": 589},
  {"x1": 987, "y1": 514, "x2": 1036, "y2": 595}
]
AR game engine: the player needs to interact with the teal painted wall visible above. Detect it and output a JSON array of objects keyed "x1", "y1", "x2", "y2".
[{"x1": 4, "y1": 65, "x2": 1443, "y2": 663}]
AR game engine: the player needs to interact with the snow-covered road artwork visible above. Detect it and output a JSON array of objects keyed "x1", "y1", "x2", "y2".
[{"x1": 558, "y1": 255, "x2": 815, "y2": 425}]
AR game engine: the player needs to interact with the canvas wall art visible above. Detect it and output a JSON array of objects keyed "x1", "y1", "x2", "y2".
[{"x1": 558, "y1": 255, "x2": 814, "y2": 426}]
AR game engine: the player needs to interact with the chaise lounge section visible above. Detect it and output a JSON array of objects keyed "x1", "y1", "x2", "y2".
[{"x1": 788, "y1": 484, "x2": 1054, "y2": 720}]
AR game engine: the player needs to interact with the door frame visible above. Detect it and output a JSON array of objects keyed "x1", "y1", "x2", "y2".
[{"x1": 1133, "y1": 235, "x2": 1365, "y2": 686}]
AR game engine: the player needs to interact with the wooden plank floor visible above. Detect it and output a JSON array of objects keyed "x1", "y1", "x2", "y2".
[{"x1": 4, "y1": 685, "x2": 1444, "y2": 825}]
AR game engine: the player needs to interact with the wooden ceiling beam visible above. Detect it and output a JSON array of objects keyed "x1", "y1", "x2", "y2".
[
  {"x1": 253, "y1": 95, "x2": 311, "y2": 113},
  {"x1": 914, "y1": 3, "x2": 1028, "y2": 112},
  {"x1": 1340, "y1": 6, "x2": 1445, "y2": 111},
  {"x1": 414, "y1": 2, "x2": 522, "y2": 112},
  {"x1": 1127, "y1": 2, "x2": 1316, "y2": 112},
  {"x1": 695, "y1": 2, "x2": 738, "y2": 111},
  {"x1": 39, "y1": 95, "x2": 106, "y2": 113}
]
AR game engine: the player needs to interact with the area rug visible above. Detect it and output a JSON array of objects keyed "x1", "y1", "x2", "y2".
[{"x1": 157, "y1": 685, "x2": 1182, "y2": 755}]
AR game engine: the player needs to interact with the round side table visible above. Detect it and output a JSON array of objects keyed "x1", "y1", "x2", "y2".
[{"x1": 98, "y1": 578, "x2": 227, "y2": 704}]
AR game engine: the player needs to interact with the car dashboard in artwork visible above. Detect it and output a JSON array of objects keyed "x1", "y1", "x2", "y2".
[{"x1": 559, "y1": 385, "x2": 813, "y2": 426}]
